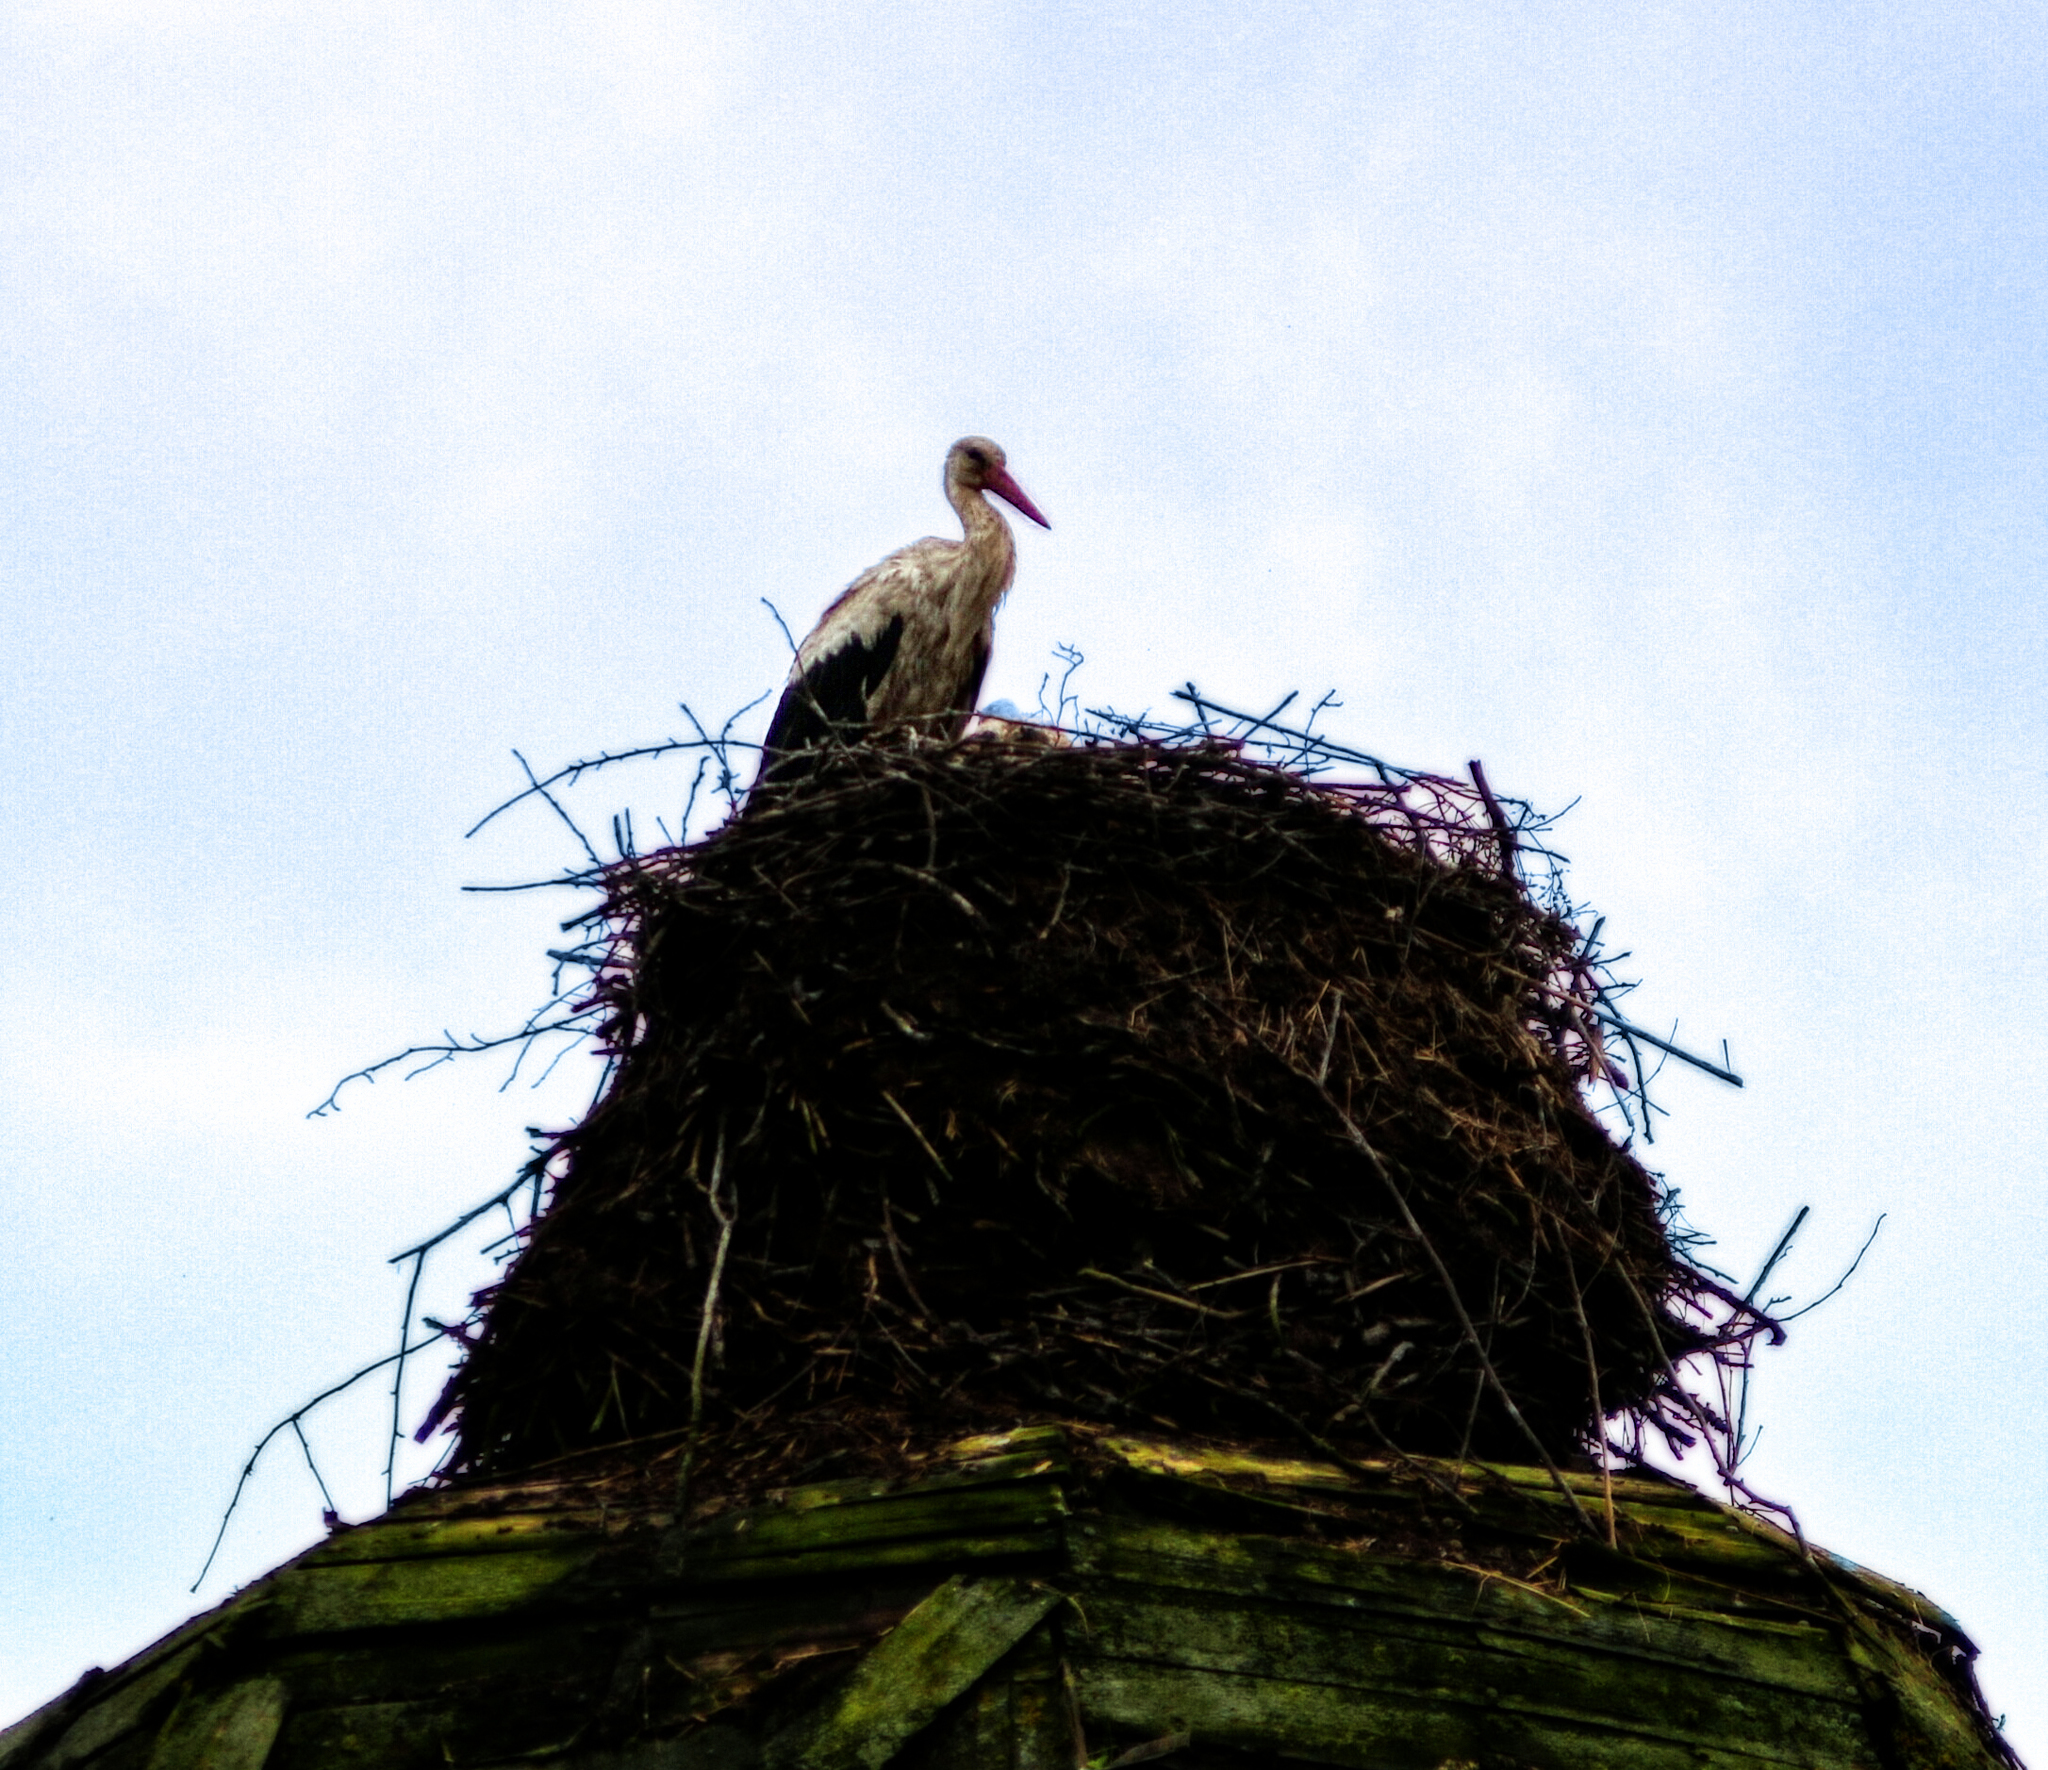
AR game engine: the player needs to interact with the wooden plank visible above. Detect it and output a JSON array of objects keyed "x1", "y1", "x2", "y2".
[
  {"x1": 894, "y1": 1676, "x2": 1011, "y2": 1769},
  {"x1": 145, "y1": 1679, "x2": 286, "y2": 1770},
  {"x1": 1072, "y1": 1514, "x2": 1469, "y2": 1619},
  {"x1": 302, "y1": 1513, "x2": 606, "y2": 1568},
  {"x1": 270, "y1": 1539, "x2": 594, "y2": 1635},
  {"x1": 705, "y1": 1467, "x2": 1065, "y2": 1533},
  {"x1": 1622, "y1": 1510, "x2": 1814, "y2": 1581},
  {"x1": 895, "y1": 1626, "x2": 1078, "y2": 1770},
  {"x1": 673, "y1": 1481, "x2": 1065, "y2": 1583},
  {"x1": 648, "y1": 1581, "x2": 932, "y2": 1662},
  {"x1": 763, "y1": 1575, "x2": 1061, "y2": 1770},
  {"x1": 1079, "y1": 1515, "x2": 1566, "y2": 1618},
  {"x1": 20, "y1": 1645, "x2": 204, "y2": 1770},
  {"x1": 1099, "y1": 1436, "x2": 1367, "y2": 1495},
  {"x1": 679, "y1": 1525, "x2": 1063, "y2": 1586},
  {"x1": 266, "y1": 1617, "x2": 623, "y2": 1711},
  {"x1": 1096, "y1": 1438, "x2": 1801, "y2": 1588},
  {"x1": 943, "y1": 1426, "x2": 1070, "y2": 1465},
  {"x1": 1098, "y1": 1436, "x2": 1705, "y2": 1509},
  {"x1": 1006, "y1": 1649, "x2": 1082, "y2": 1770},
  {"x1": 1071, "y1": 1658, "x2": 1858, "y2": 1770},
  {"x1": 767, "y1": 1444, "x2": 1070, "y2": 1513},
  {"x1": 1073, "y1": 1522, "x2": 1856, "y2": 1697},
  {"x1": 1069, "y1": 1587, "x2": 1867, "y2": 1768}
]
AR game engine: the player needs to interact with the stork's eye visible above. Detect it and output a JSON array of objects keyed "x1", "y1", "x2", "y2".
[{"x1": 966, "y1": 448, "x2": 988, "y2": 466}]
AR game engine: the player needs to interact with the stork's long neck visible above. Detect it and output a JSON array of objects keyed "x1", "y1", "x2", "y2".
[{"x1": 949, "y1": 485, "x2": 1018, "y2": 603}]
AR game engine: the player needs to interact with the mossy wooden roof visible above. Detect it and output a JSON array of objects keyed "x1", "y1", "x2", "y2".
[{"x1": 0, "y1": 1428, "x2": 2013, "y2": 1770}]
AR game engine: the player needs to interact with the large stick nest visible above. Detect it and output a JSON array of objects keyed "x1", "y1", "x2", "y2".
[{"x1": 438, "y1": 738, "x2": 1715, "y2": 1477}]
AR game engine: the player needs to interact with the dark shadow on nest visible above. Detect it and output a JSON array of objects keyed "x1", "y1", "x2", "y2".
[{"x1": 431, "y1": 736, "x2": 1738, "y2": 1483}]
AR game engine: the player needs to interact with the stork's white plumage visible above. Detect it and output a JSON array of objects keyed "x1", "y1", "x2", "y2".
[{"x1": 757, "y1": 437, "x2": 1050, "y2": 782}]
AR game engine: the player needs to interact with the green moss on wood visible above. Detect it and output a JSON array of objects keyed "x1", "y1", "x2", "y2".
[
  {"x1": 764, "y1": 1576, "x2": 1059, "y2": 1770},
  {"x1": 146, "y1": 1679, "x2": 286, "y2": 1770},
  {"x1": 272, "y1": 1539, "x2": 593, "y2": 1634}
]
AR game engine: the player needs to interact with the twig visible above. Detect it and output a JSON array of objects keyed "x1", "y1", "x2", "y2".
[
  {"x1": 1466, "y1": 759, "x2": 1517, "y2": 873},
  {"x1": 1594, "y1": 1012, "x2": 1743, "y2": 1087},
  {"x1": 465, "y1": 727, "x2": 767, "y2": 842},
  {"x1": 1079, "y1": 1267, "x2": 1252, "y2": 1319},
  {"x1": 1743, "y1": 1207, "x2": 1810, "y2": 1307},
  {"x1": 1187, "y1": 1256, "x2": 1342, "y2": 1291},
  {"x1": 513, "y1": 750, "x2": 603, "y2": 872},
  {"x1": 307, "y1": 1017, "x2": 594, "y2": 1117},
  {"x1": 289, "y1": 1418, "x2": 339, "y2": 1523},
  {"x1": 1561, "y1": 1250, "x2": 1617, "y2": 1547},
  {"x1": 386, "y1": 1250, "x2": 427, "y2": 1506},
  {"x1": 1315, "y1": 992, "x2": 1345, "y2": 1086},
  {"x1": 389, "y1": 1163, "x2": 549, "y2": 1267},
  {"x1": 1444, "y1": 1561, "x2": 1589, "y2": 1617},
  {"x1": 760, "y1": 598, "x2": 799, "y2": 655},
  {"x1": 1775, "y1": 1215, "x2": 1885, "y2": 1322},
  {"x1": 880, "y1": 1090, "x2": 953, "y2": 1197},
  {"x1": 194, "y1": 1337, "x2": 442, "y2": 1590},
  {"x1": 673, "y1": 1125, "x2": 736, "y2": 1541},
  {"x1": 880, "y1": 1187, "x2": 937, "y2": 1322}
]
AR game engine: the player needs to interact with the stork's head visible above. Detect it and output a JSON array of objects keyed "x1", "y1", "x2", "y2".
[{"x1": 947, "y1": 436, "x2": 1050, "y2": 529}]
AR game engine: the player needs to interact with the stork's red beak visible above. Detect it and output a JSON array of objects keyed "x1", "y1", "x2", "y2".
[{"x1": 987, "y1": 466, "x2": 1050, "y2": 529}]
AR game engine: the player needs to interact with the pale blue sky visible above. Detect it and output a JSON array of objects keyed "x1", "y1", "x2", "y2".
[{"x1": 6, "y1": 0, "x2": 2048, "y2": 1752}]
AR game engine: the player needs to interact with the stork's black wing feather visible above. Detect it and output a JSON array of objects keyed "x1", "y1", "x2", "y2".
[
  {"x1": 757, "y1": 614, "x2": 905, "y2": 781},
  {"x1": 959, "y1": 638, "x2": 991, "y2": 725}
]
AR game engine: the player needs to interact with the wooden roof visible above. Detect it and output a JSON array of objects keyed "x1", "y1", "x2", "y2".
[{"x1": 0, "y1": 1427, "x2": 2014, "y2": 1769}]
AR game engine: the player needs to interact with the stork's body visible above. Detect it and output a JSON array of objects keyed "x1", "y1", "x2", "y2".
[{"x1": 757, "y1": 437, "x2": 1049, "y2": 782}]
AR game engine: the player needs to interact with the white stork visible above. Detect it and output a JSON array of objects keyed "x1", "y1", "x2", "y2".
[{"x1": 756, "y1": 436, "x2": 1050, "y2": 783}]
